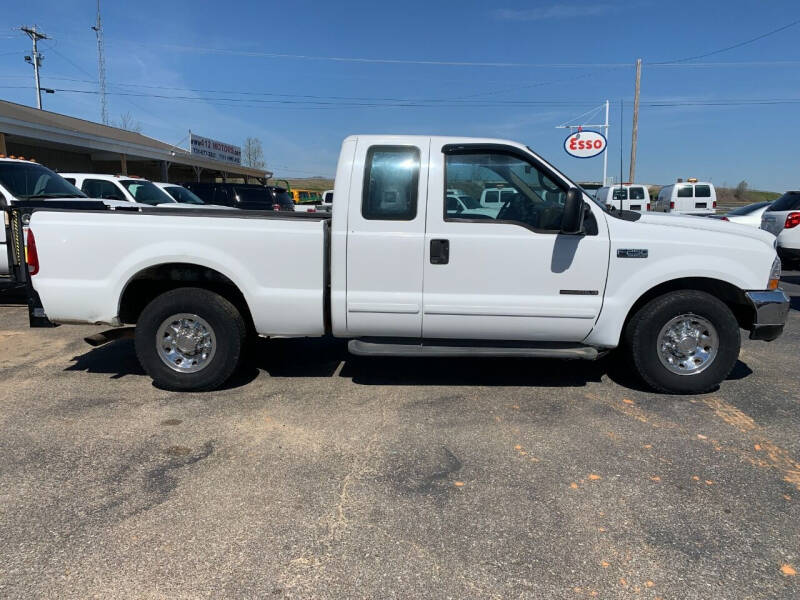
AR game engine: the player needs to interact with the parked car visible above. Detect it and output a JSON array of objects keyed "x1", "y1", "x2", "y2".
[
  {"x1": 446, "y1": 193, "x2": 497, "y2": 218},
  {"x1": 62, "y1": 173, "x2": 177, "y2": 205},
  {"x1": 21, "y1": 134, "x2": 788, "y2": 395},
  {"x1": 0, "y1": 158, "x2": 131, "y2": 279},
  {"x1": 760, "y1": 191, "x2": 800, "y2": 268},
  {"x1": 182, "y1": 182, "x2": 295, "y2": 211},
  {"x1": 153, "y1": 182, "x2": 207, "y2": 205},
  {"x1": 595, "y1": 184, "x2": 651, "y2": 212},
  {"x1": 716, "y1": 200, "x2": 772, "y2": 227},
  {"x1": 654, "y1": 179, "x2": 717, "y2": 215}
]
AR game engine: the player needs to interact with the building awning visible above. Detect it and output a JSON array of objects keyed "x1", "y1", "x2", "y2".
[{"x1": 0, "y1": 99, "x2": 271, "y2": 180}]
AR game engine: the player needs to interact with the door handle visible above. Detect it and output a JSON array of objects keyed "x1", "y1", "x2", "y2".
[{"x1": 430, "y1": 239, "x2": 449, "y2": 264}]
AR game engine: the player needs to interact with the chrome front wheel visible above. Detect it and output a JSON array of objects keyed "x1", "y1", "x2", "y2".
[{"x1": 657, "y1": 313, "x2": 718, "y2": 376}]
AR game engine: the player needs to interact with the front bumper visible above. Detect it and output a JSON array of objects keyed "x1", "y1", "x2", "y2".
[{"x1": 744, "y1": 290, "x2": 791, "y2": 341}]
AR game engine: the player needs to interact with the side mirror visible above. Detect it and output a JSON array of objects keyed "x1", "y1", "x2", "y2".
[{"x1": 561, "y1": 188, "x2": 584, "y2": 234}]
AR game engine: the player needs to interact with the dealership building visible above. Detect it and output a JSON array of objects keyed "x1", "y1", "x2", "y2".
[{"x1": 0, "y1": 99, "x2": 270, "y2": 183}]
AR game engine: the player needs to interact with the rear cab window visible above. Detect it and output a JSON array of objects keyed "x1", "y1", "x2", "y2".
[{"x1": 361, "y1": 146, "x2": 420, "y2": 220}]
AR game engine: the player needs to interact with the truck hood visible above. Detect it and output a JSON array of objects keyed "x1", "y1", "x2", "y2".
[{"x1": 637, "y1": 212, "x2": 776, "y2": 248}]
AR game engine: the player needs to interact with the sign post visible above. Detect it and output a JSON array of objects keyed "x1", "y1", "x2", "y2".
[{"x1": 556, "y1": 101, "x2": 610, "y2": 185}]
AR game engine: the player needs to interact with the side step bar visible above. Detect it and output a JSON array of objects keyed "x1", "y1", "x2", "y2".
[{"x1": 348, "y1": 339, "x2": 599, "y2": 360}]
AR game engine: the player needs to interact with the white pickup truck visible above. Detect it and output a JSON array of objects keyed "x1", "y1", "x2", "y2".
[{"x1": 20, "y1": 135, "x2": 790, "y2": 394}]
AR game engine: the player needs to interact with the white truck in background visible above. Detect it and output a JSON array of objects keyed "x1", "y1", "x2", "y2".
[
  {"x1": 595, "y1": 184, "x2": 651, "y2": 213},
  {"x1": 18, "y1": 135, "x2": 789, "y2": 394},
  {"x1": 655, "y1": 179, "x2": 717, "y2": 215}
]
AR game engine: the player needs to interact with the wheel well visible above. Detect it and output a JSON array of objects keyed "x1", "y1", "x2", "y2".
[
  {"x1": 118, "y1": 263, "x2": 253, "y2": 328},
  {"x1": 621, "y1": 277, "x2": 754, "y2": 336}
]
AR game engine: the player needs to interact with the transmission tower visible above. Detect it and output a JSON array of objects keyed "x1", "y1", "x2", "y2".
[{"x1": 91, "y1": 0, "x2": 108, "y2": 124}]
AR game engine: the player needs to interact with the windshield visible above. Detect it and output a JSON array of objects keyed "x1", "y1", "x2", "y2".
[
  {"x1": 164, "y1": 185, "x2": 206, "y2": 205},
  {"x1": 120, "y1": 180, "x2": 174, "y2": 205},
  {"x1": 727, "y1": 201, "x2": 770, "y2": 216},
  {"x1": 0, "y1": 162, "x2": 86, "y2": 199}
]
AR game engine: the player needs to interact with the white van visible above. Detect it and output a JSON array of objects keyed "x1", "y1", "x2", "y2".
[
  {"x1": 480, "y1": 186, "x2": 518, "y2": 209},
  {"x1": 595, "y1": 184, "x2": 650, "y2": 212},
  {"x1": 655, "y1": 180, "x2": 717, "y2": 215}
]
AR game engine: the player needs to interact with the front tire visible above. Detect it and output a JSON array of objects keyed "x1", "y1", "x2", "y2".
[
  {"x1": 135, "y1": 288, "x2": 246, "y2": 391},
  {"x1": 625, "y1": 290, "x2": 740, "y2": 394}
]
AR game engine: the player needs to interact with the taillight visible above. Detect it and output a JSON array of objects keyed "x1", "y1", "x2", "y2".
[
  {"x1": 26, "y1": 228, "x2": 39, "y2": 275},
  {"x1": 273, "y1": 203, "x2": 281, "y2": 211},
  {"x1": 785, "y1": 212, "x2": 800, "y2": 229},
  {"x1": 646, "y1": 203, "x2": 651, "y2": 211},
  {"x1": 712, "y1": 200, "x2": 717, "y2": 208},
  {"x1": 307, "y1": 207, "x2": 316, "y2": 213},
  {"x1": 669, "y1": 201, "x2": 675, "y2": 210},
  {"x1": 721, "y1": 216, "x2": 729, "y2": 221}
]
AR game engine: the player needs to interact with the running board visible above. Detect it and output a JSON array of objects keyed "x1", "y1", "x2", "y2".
[{"x1": 347, "y1": 339, "x2": 599, "y2": 360}]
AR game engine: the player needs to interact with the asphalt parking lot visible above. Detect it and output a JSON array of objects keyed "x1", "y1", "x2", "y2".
[{"x1": 0, "y1": 274, "x2": 798, "y2": 599}]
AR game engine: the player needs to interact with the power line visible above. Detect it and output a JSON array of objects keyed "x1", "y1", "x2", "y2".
[{"x1": 651, "y1": 17, "x2": 800, "y2": 65}]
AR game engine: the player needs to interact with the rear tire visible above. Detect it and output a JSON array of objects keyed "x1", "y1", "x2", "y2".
[
  {"x1": 135, "y1": 287, "x2": 246, "y2": 391},
  {"x1": 625, "y1": 290, "x2": 740, "y2": 394}
]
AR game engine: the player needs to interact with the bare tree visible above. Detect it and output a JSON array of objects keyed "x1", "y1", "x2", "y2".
[
  {"x1": 243, "y1": 137, "x2": 265, "y2": 169},
  {"x1": 115, "y1": 111, "x2": 142, "y2": 133},
  {"x1": 734, "y1": 180, "x2": 748, "y2": 201}
]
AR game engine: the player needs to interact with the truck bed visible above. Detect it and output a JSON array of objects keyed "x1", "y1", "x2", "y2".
[{"x1": 28, "y1": 206, "x2": 331, "y2": 337}]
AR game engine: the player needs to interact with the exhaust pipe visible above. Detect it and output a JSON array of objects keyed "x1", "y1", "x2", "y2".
[{"x1": 84, "y1": 327, "x2": 135, "y2": 347}]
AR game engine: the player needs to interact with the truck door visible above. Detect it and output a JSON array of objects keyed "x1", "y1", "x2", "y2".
[
  {"x1": 345, "y1": 137, "x2": 430, "y2": 337},
  {"x1": 422, "y1": 143, "x2": 609, "y2": 342}
]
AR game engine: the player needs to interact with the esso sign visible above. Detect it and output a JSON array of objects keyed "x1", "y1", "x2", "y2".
[{"x1": 564, "y1": 130, "x2": 607, "y2": 159}]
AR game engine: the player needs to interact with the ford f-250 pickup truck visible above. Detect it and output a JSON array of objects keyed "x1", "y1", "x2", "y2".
[{"x1": 19, "y1": 135, "x2": 790, "y2": 394}]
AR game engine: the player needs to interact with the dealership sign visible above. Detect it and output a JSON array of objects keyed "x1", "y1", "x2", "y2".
[
  {"x1": 190, "y1": 133, "x2": 242, "y2": 165},
  {"x1": 563, "y1": 129, "x2": 606, "y2": 159}
]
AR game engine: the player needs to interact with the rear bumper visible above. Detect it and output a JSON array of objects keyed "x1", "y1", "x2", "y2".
[
  {"x1": 744, "y1": 289, "x2": 790, "y2": 341},
  {"x1": 777, "y1": 246, "x2": 800, "y2": 263}
]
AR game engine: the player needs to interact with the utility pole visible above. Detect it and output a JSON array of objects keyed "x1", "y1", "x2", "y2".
[
  {"x1": 20, "y1": 25, "x2": 49, "y2": 109},
  {"x1": 629, "y1": 58, "x2": 642, "y2": 183},
  {"x1": 91, "y1": 0, "x2": 109, "y2": 124}
]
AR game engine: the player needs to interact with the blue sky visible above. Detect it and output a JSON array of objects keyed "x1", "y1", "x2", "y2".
[{"x1": 1, "y1": 0, "x2": 799, "y2": 190}]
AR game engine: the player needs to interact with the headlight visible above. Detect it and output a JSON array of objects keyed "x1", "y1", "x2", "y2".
[{"x1": 768, "y1": 256, "x2": 781, "y2": 290}]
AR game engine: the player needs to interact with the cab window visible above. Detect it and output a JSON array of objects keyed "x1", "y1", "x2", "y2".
[
  {"x1": 362, "y1": 146, "x2": 419, "y2": 220},
  {"x1": 445, "y1": 151, "x2": 567, "y2": 231},
  {"x1": 82, "y1": 179, "x2": 125, "y2": 200}
]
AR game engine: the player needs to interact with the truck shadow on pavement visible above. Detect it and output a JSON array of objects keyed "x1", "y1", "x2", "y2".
[{"x1": 67, "y1": 334, "x2": 754, "y2": 393}]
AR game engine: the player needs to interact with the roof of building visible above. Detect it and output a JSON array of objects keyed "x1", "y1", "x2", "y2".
[{"x1": 0, "y1": 99, "x2": 270, "y2": 179}]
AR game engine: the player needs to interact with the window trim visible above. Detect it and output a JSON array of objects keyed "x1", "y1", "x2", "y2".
[
  {"x1": 442, "y1": 143, "x2": 572, "y2": 234},
  {"x1": 361, "y1": 145, "x2": 420, "y2": 221}
]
